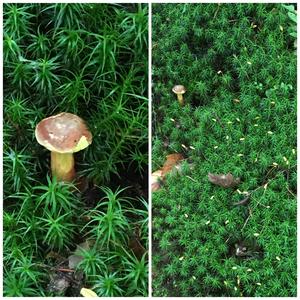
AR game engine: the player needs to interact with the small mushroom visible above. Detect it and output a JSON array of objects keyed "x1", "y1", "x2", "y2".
[
  {"x1": 172, "y1": 85, "x2": 186, "y2": 106},
  {"x1": 35, "y1": 112, "x2": 92, "y2": 182}
]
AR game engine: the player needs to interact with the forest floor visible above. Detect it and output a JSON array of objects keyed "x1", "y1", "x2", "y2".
[{"x1": 152, "y1": 3, "x2": 297, "y2": 297}]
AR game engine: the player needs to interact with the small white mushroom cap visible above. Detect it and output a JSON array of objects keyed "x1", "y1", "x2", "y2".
[{"x1": 172, "y1": 85, "x2": 187, "y2": 95}]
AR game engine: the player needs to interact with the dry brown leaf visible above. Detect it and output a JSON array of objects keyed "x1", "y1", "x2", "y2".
[
  {"x1": 152, "y1": 154, "x2": 185, "y2": 192},
  {"x1": 161, "y1": 153, "x2": 184, "y2": 177},
  {"x1": 208, "y1": 173, "x2": 240, "y2": 188}
]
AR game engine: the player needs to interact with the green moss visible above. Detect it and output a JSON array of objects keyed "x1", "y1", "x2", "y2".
[
  {"x1": 4, "y1": 3, "x2": 148, "y2": 296},
  {"x1": 152, "y1": 3, "x2": 296, "y2": 296}
]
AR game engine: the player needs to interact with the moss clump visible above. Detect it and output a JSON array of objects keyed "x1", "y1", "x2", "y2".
[
  {"x1": 152, "y1": 3, "x2": 296, "y2": 297},
  {"x1": 4, "y1": 3, "x2": 148, "y2": 297}
]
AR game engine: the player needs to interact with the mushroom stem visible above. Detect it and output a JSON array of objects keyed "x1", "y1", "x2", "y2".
[
  {"x1": 177, "y1": 94, "x2": 184, "y2": 106},
  {"x1": 51, "y1": 152, "x2": 75, "y2": 182}
]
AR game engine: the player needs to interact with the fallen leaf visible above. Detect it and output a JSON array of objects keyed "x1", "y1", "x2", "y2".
[
  {"x1": 76, "y1": 241, "x2": 90, "y2": 252},
  {"x1": 161, "y1": 153, "x2": 184, "y2": 177},
  {"x1": 151, "y1": 154, "x2": 184, "y2": 192},
  {"x1": 48, "y1": 273, "x2": 71, "y2": 294},
  {"x1": 151, "y1": 170, "x2": 163, "y2": 192},
  {"x1": 80, "y1": 288, "x2": 98, "y2": 297},
  {"x1": 151, "y1": 181, "x2": 161, "y2": 192},
  {"x1": 208, "y1": 173, "x2": 240, "y2": 188},
  {"x1": 68, "y1": 255, "x2": 83, "y2": 269},
  {"x1": 68, "y1": 241, "x2": 91, "y2": 269}
]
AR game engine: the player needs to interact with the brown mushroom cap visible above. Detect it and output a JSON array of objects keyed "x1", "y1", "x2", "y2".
[
  {"x1": 172, "y1": 85, "x2": 186, "y2": 95},
  {"x1": 35, "y1": 112, "x2": 92, "y2": 153}
]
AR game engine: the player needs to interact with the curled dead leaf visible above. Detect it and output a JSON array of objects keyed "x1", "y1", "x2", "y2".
[{"x1": 208, "y1": 173, "x2": 240, "y2": 188}]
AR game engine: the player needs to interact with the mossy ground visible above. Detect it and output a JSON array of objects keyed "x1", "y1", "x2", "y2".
[
  {"x1": 4, "y1": 3, "x2": 148, "y2": 296},
  {"x1": 152, "y1": 3, "x2": 296, "y2": 297}
]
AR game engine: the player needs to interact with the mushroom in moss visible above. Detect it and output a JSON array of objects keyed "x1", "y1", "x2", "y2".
[
  {"x1": 172, "y1": 85, "x2": 186, "y2": 106},
  {"x1": 35, "y1": 112, "x2": 92, "y2": 182}
]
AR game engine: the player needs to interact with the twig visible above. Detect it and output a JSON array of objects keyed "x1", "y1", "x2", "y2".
[
  {"x1": 262, "y1": 165, "x2": 277, "y2": 182},
  {"x1": 241, "y1": 207, "x2": 253, "y2": 231},
  {"x1": 186, "y1": 175, "x2": 197, "y2": 183},
  {"x1": 252, "y1": 198, "x2": 270, "y2": 208},
  {"x1": 57, "y1": 268, "x2": 75, "y2": 273},
  {"x1": 232, "y1": 195, "x2": 250, "y2": 206},
  {"x1": 286, "y1": 185, "x2": 296, "y2": 198},
  {"x1": 36, "y1": 263, "x2": 74, "y2": 273},
  {"x1": 240, "y1": 165, "x2": 296, "y2": 231},
  {"x1": 213, "y1": 4, "x2": 221, "y2": 19},
  {"x1": 244, "y1": 164, "x2": 296, "y2": 198}
]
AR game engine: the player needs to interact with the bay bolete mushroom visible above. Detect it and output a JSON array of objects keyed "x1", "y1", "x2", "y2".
[
  {"x1": 35, "y1": 112, "x2": 92, "y2": 182},
  {"x1": 172, "y1": 85, "x2": 186, "y2": 106}
]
